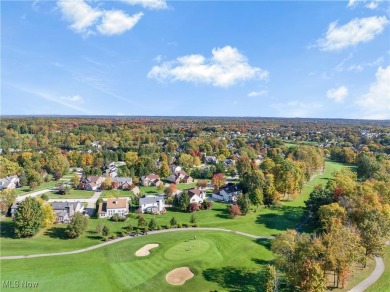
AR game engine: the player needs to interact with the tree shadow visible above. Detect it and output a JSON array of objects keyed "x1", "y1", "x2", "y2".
[
  {"x1": 251, "y1": 257, "x2": 272, "y2": 265},
  {"x1": 87, "y1": 235, "x2": 102, "y2": 240},
  {"x1": 0, "y1": 220, "x2": 15, "y2": 238},
  {"x1": 256, "y1": 206, "x2": 306, "y2": 232},
  {"x1": 44, "y1": 226, "x2": 68, "y2": 240},
  {"x1": 255, "y1": 238, "x2": 272, "y2": 251},
  {"x1": 203, "y1": 266, "x2": 264, "y2": 291}
]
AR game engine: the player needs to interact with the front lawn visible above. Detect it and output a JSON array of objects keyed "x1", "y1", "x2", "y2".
[
  {"x1": 46, "y1": 189, "x2": 95, "y2": 199},
  {"x1": 101, "y1": 190, "x2": 134, "y2": 198}
]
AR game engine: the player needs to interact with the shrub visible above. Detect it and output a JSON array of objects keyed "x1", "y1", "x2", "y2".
[
  {"x1": 121, "y1": 232, "x2": 126, "y2": 237},
  {"x1": 193, "y1": 223, "x2": 199, "y2": 228},
  {"x1": 111, "y1": 234, "x2": 117, "y2": 240},
  {"x1": 228, "y1": 204, "x2": 242, "y2": 218},
  {"x1": 157, "y1": 225, "x2": 162, "y2": 230},
  {"x1": 126, "y1": 224, "x2": 133, "y2": 231},
  {"x1": 102, "y1": 225, "x2": 110, "y2": 237},
  {"x1": 144, "y1": 227, "x2": 149, "y2": 232},
  {"x1": 166, "y1": 225, "x2": 171, "y2": 229},
  {"x1": 183, "y1": 223, "x2": 189, "y2": 228},
  {"x1": 103, "y1": 236, "x2": 109, "y2": 242},
  {"x1": 188, "y1": 202, "x2": 200, "y2": 212},
  {"x1": 177, "y1": 223, "x2": 182, "y2": 228},
  {"x1": 40, "y1": 193, "x2": 49, "y2": 201}
]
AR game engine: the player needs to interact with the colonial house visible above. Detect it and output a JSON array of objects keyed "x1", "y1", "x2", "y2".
[
  {"x1": 141, "y1": 174, "x2": 163, "y2": 187},
  {"x1": 139, "y1": 195, "x2": 165, "y2": 214},
  {"x1": 112, "y1": 177, "x2": 133, "y2": 190},
  {"x1": 51, "y1": 201, "x2": 84, "y2": 223},
  {"x1": 167, "y1": 170, "x2": 193, "y2": 184},
  {"x1": 188, "y1": 188, "x2": 206, "y2": 204},
  {"x1": 78, "y1": 176, "x2": 105, "y2": 191},
  {"x1": 169, "y1": 164, "x2": 182, "y2": 174},
  {"x1": 98, "y1": 198, "x2": 128, "y2": 218},
  {"x1": 0, "y1": 175, "x2": 20, "y2": 190},
  {"x1": 212, "y1": 184, "x2": 242, "y2": 203}
]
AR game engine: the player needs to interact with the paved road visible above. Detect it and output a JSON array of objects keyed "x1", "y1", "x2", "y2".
[
  {"x1": 47, "y1": 191, "x2": 103, "y2": 216},
  {"x1": 0, "y1": 228, "x2": 274, "y2": 260}
]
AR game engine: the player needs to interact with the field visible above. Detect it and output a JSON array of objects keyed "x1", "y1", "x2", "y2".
[
  {"x1": 15, "y1": 180, "x2": 62, "y2": 196},
  {"x1": 100, "y1": 190, "x2": 133, "y2": 198},
  {"x1": 0, "y1": 231, "x2": 274, "y2": 291}
]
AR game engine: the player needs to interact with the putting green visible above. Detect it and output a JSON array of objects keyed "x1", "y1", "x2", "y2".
[{"x1": 164, "y1": 238, "x2": 210, "y2": 261}]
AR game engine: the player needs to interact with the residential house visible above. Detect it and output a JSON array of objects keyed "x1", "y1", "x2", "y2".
[
  {"x1": 169, "y1": 165, "x2": 182, "y2": 174},
  {"x1": 78, "y1": 176, "x2": 105, "y2": 191},
  {"x1": 204, "y1": 155, "x2": 217, "y2": 164},
  {"x1": 187, "y1": 188, "x2": 206, "y2": 204},
  {"x1": 139, "y1": 195, "x2": 165, "y2": 214},
  {"x1": 222, "y1": 159, "x2": 236, "y2": 167},
  {"x1": 112, "y1": 177, "x2": 133, "y2": 190},
  {"x1": 0, "y1": 175, "x2": 20, "y2": 190},
  {"x1": 98, "y1": 198, "x2": 128, "y2": 218},
  {"x1": 141, "y1": 174, "x2": 163, "y2": 187},
  {"x1": 51, "y1": 201, "x2": 84, "y2": 223},
  {"x1": 103, "y1": 162, "x2": 118, "y2": 178},
  {"x1": 167, "y1": 170, "x2": 193, "y2": 184},
  {"x1": 212, "y1": 184, "x2": 242, "y2": 203}
]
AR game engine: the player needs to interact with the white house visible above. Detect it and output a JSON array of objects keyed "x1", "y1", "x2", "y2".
[
  {"x1": 98, "y1": 198, "x2": 128, "y2": 218},
  {"x1": 188, "y1": 188, "x2": 206, "y2": 204},
  {"x1": 169, "y1": 164, "x2": 182, "y2": 174},
  {"x1": 139, "y1": 195, "x2": 165, "y2": 214},
  {"x1": 0, "y1": 175, "x2": 20, "y2": 190},
  {"x1": 212, "y1": 184, "x2": 242, "y2": 202}
]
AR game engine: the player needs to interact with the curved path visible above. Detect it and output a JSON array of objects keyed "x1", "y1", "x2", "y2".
[
  {"x1": 0, "y1": 228, "x2": 274, "y2": 260},
  {"x1": 348, "y1": 240, "x2": 389, "y2": 292}
]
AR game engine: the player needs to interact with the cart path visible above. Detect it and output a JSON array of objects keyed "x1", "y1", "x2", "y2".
[{"x1": 0, "y1": 228, "x2": 274, "y2": 260}]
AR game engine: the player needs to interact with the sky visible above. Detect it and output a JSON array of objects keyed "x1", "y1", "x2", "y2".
[{"x1": 1, "y1": 0, "x2": 390, "y2": 119}]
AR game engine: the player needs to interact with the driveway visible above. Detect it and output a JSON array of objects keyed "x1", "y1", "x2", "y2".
[{"x1": 16, "y1": 188, "x2": 54, "y2": 202}]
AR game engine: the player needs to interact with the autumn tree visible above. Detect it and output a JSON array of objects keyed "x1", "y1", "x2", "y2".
[
  {"x1": 71, "y1": 172, "x2": 80, "y2": 188},
  {"x1": 212, "y1": 173, "x2": 226, "y2": 190},
  {"x1": 0, "y1": 189, "x2": 17, "y2": 214},
  {"x1": 196, "y1": 179, "x2": 208, "y2": 188},
  {"x1": 188, "y1": 202, "x2": 200, "y2": 212},
  {"x1": 164, "y1": 184, "x2": 177, "y2": 197},
  {"x1": 228, "y1": 204, "x2": 242, "y2": 218},
  {"x1": 160, "y1": 160, "x2": 170, "y2": 178},
  {"x1": 41, "y1": 203, "x2": 55, "y2": 227},
  {"x1": 263, "y1": 265, "x2": 277, "y2": 292},
  {"x1": 125, "y1": 151, "x2": 138, "y2": 168}
]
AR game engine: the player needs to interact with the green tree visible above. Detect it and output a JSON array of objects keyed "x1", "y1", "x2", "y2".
[
  {"x1": 138, "y1": 215, "x2": 147, "y2": 227},
  {"x1": 66, "y1": 212, "x2": 88, "y2": 239},
  {"x1": 124, "y1": 151, "x2": 139, "y2": 168},
  {"x1": 27, "y1": 170, "x2": 43, "y2": 190},
  {"x1": 14, "y1": 197, "x2": 44, "y2": 238},
  {"x1": 160, "y1": 160, "x2": 170, "y2": 178},
  {"x1": 170, "y1": 217, "x2": 177, "y2": 227},
  {"x1": 189, "y1": 214, "x2": 197, "y2": 224},
  {"x1": 44, "y1": 147, "x2": 70, "y2": 177},
  {"x1": 178, "y1": 192, "x2": 190, "y2": 211},
  {"x1": 248, "y1": 188, "x2": 263, "y2": 211},
  {"x1": 102, "y1": 225, "x2": 110, "y2": 236},
  {"x1": 237, "y1": 194, "x2": 251, "y2": 215},
  {"x1": 305, "y1": 187, "x2": 333, "y2": 214},
  {"x1": 96, "y1": 223, "x2": 104, "y2": 235},
  {"x1": 148, "y1": 218, "x2": 157, "y2": 230}
]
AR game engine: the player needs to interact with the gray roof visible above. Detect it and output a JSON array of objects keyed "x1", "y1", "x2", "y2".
[
  {"x1": 113, "y1": 177, "x2": 132, "y2": 183},
  {"x1": 51, "y1": 201, "x2": 81, "y2": 211},
  {"x1": 139, "y1": 195, "x2": 165, "y2": 205}
]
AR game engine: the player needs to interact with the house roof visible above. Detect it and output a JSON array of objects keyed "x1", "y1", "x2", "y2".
[
  {"x1": 106, "y1": 198, "x2": 128, "y2": 209},
  {"x1": 188, "y1": 189, "x2": 203, "y2": 197},
  {"x1": 98, "y1": 202, "x2": 107, "y2": 214},
  {"x1": 87, "y1": 176, "x2": 103, "y2": 183},
  {"x1": 113, "y1": 177, "x2": 132, "y2": 183},
  {"x1": 139, "y1": 195, "x2": 165, "y2": 205},
  {"x1": 144, "y1": 174, "x2": 160, "y2": 180},
  {"x1": 51, "y1": 201, "x2": 81, "y2": 211}
]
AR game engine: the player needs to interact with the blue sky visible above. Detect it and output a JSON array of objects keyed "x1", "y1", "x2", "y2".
[{"x1": 2, "y1": 0, "x2": 389, "y2": 119}]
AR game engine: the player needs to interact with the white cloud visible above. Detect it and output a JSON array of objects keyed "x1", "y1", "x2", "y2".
[
  {"x1": 58, "y1": 0, "x2": 143, "y2": 36},
  {"x1": 326, "y1": 86, "x2": 348, "y2": 103},
  {"x1": 317, "y1": 16, "x2": 388, "y2": 51},
  {"x1": 356, "y1": 66, "x2": 390, "y2": 119},
  {"x1": 347, "y1": 0, "x2": 358, "y2": 7},
  {"x1": 97, "y1": 11, "x2": 143, "y2": 36},
  {"x1": 60, "y1": 95, "x2": 84, "y2": 103},
  {"x1": 58, "y1": 0, "x2": 102, "y2": 34},
  {"x1": 248, "y1": 90, "x2": 268, "y2": 97},
  {"x1": 121, "y1": 0, "x2": 167, "y2": 9},
  {"x1": 366, "y1": 1, "x2": 380, "y2": 9},
  {"x1": 148, "y1": 46, "x2": 269, "y2": 87}
]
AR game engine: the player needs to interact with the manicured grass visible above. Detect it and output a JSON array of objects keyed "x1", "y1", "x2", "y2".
[
  {"x1": 0, "y1": 231, "x2": 274, "y2": 291},
  {"x1": 101, "y1": 190, "x2": 134, "y2": 198},
  {"x1": 366, "y1": 245, "x2": 390, "y2": 292},
  {"x1": 46, "y1": 189, "x2": 95, "y2": 199},
  {"x1": 140, "y1": 182, "x2": 199, "y2": 195}
]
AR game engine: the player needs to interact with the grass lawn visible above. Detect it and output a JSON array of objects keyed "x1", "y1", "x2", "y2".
[
  {"x1": 366, "y1": 245, "x2": 390, "y2": 292},
  {"x1": 15, "y1": 180, "x2": 63, "y2": 196},
  {"x1": 0, "y1": 231, "x2": 274, "y2": 291},
  {"x1": 140, "y1": 182, "x2": 199, "y2": 195},
  {"x1": 46, "y1": 189, "x2": 95, "y2": 199},
  {"x1": 101, "y1": 190, "x2": 134, "y2": 198}
]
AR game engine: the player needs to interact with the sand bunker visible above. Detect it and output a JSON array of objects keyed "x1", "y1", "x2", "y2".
[
  {"x1": 166, "y1": 267, "x2": 194, "y2": 285},
  {"x1": 135, "y1": 244, "x2": 159, "y2": 257}
]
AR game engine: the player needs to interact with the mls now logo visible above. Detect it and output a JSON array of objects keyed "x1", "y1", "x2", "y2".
[{"x1": 2, "y1": 280, "x2": 38, "y2": 288}]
